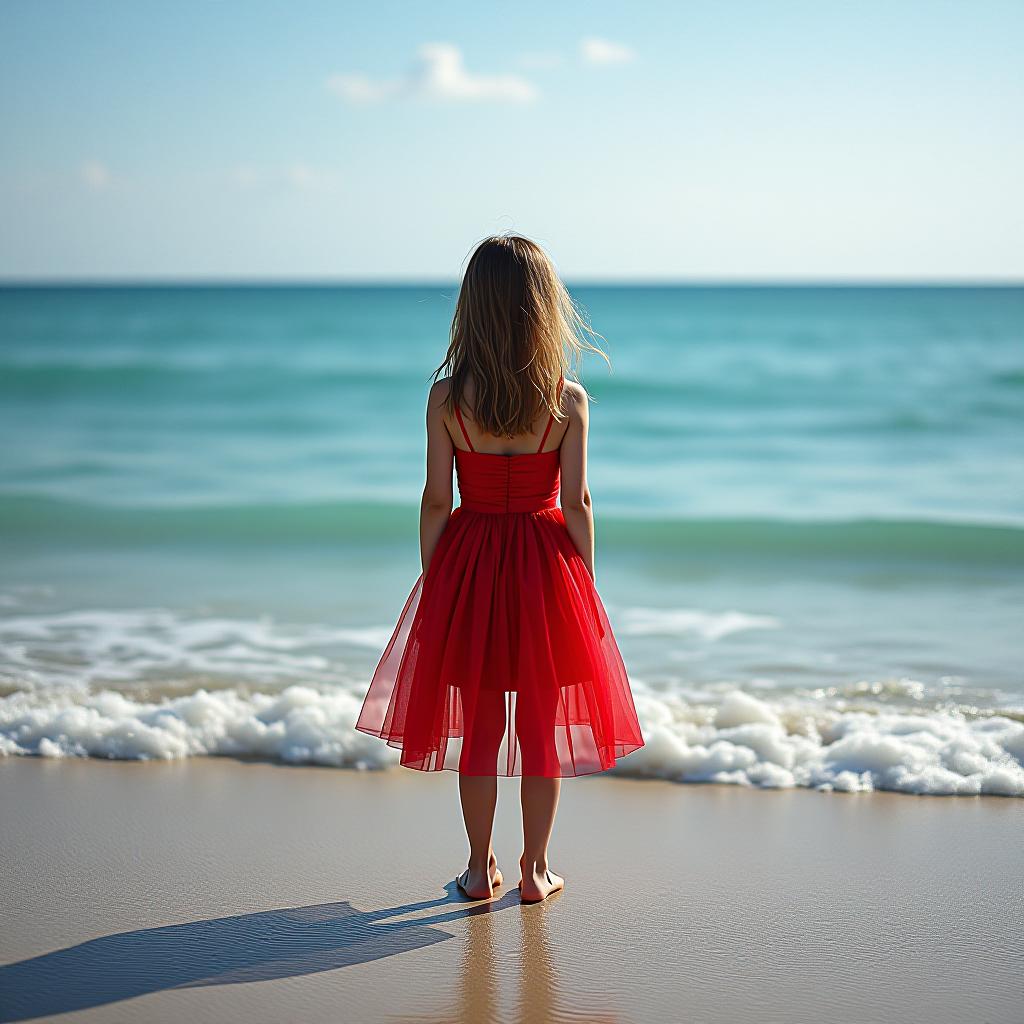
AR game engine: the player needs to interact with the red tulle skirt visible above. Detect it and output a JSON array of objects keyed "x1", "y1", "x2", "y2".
[{"x1": 355, "y1": 505, "x2": 645, "y2": 777}]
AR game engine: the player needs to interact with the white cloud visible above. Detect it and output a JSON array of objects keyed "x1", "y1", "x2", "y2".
[
  {"x1": 581, "y1": 37, "x2": 636, "y2": 65},
  {"x1": 326, "y1": 43, "x2": 538, "y2": 105},
  {"x1": 80, "y1": 159, "x2": 110, "y2": 189},
  {"x1": 416, "y1": 43, "x2": 538, "y2": 101}
]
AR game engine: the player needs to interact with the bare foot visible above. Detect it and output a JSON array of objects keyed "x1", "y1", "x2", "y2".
[
  {"x1": 518, "y1": 860, "x2": 564, "y2": 903},
  {"x1": 457, "y1": 852, "x2": 503, "y2": 900},
  {"x1": 490, "y1": 852, "x2": 504, "y2": 890}
]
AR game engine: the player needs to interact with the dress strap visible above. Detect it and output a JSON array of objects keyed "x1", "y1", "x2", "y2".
[
  {"x1": 535, "y1": 377, "x2": 564, "y2": 453},
  {"x1": 453, "y1": 404, "x2": 475, "y2": 452},
  {"x1": 536, "y1": 412, "x2": 555, "y2": 453}
]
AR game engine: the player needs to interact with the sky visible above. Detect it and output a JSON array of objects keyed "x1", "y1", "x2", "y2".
[{"x1": 1, "y1": 0, "x2": 1022, "y2": 281}]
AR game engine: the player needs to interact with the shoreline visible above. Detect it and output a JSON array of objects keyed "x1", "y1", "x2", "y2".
[
  {"x1": 5, "y1": 747, "x2": 1024, "y2": 798},
  {"x1": 4, "y1": 679, "x2": 1022, "y2": 796},
  {"x1": 2, "y1": 756, "x2": 1022, "y2": 1024}
]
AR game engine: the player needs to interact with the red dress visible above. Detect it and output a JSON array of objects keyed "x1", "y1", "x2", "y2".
[{"x1": 355, "y1": 399, "x2": 645, "y2": 777}]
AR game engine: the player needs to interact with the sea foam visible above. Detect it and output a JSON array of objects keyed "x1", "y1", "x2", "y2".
[
  {"x1": 0, "y1": 685, "x2": 396, "y2": 769},
  {"x1": 623, "y1": 689, "x2": 1024, "y2": 796},
  {"x1": 2, "y1": 684, "x2": 1022, "y2": 797}
]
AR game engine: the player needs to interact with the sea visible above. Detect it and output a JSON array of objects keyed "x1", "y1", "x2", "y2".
[{"x1": 1, "y1": 284, "x2": 1022, "y2": 796}]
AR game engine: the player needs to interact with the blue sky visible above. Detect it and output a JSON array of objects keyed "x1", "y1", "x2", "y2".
[{"x1": 2, "y1": 0, "x2": 1022, "y2": 280}]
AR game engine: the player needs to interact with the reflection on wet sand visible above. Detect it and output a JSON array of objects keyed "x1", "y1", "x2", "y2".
[
  {"x1": 457, "y1": 889, "x2": 501, "y2": 1023},
  {"x1": 396, "y1": 891, "x2": 618, "y2": 1024}
]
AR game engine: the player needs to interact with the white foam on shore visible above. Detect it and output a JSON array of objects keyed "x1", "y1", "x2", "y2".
[
  {"x1": 622, "y1": 689, "x2": 1024, "y2": 796},
  {"x1": 0, "y1": 685, "x2": 397, "y2": 768},
  {"x1": 2, "y1": 684, "x2": 1022, "y2": 796}
]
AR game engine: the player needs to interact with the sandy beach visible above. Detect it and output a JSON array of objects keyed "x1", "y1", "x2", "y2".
[{"x1": 1, "y1": 756, "x2": 1021, "y2": 1024}]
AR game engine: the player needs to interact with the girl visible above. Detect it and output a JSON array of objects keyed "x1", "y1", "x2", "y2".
[{"x1": 356, "y1": 235, "x2": 644, "y2": 903}]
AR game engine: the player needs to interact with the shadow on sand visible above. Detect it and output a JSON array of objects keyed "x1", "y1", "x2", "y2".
[{"x1": 0, "y1": 882, "x2": 521, "y2": 1022}]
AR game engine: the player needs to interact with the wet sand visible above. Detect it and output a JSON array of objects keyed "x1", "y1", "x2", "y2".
[{"x1": 1, "y1": 755, "x2": 1022, "y2": 1024}]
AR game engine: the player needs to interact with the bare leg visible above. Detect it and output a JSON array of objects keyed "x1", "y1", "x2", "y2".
[
  {"x1": 519, "y1": 776, "x2": 564, "y2": 902},
  {"x1": 457, "y1": 775, "x2": 503, "y2": 898},
  {"x1": 456, "y1": 688, "x2": 507, "y2": 898}
]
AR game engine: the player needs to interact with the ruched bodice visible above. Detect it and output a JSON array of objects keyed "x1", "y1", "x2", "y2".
[{"x1": 456, "y1": 449, "x2": 561, "y2": 514}]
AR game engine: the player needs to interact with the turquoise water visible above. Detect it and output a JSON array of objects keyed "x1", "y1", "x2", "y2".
[
  {"x1": 1, "y1": 285, "x2": 1022, "y2": 794},
  {"x1": 3, "y1": 285, "x2": 1023, "y2": 518}
]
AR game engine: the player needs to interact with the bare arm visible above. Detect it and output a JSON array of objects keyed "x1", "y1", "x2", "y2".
[
  {"x1": 558, "y1": 383, "x2": 596, "y2": 582},
  {"x1": 420, "y1": 380, "x2": 455, "y2": 574}
]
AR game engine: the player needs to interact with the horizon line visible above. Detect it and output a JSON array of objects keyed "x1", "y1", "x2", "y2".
[{"x1": 1, "y1": 275, "x2": 1023, "y2": 289}]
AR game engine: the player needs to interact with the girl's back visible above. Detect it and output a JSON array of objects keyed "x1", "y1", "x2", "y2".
[{"x1": 355, "y1": 234, "x2": 644, "y2": 903}]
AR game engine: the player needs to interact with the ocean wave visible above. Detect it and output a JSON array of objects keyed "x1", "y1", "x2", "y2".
[
  {"x1": 0, "y1": 603, "x2": 784, "y2": 694},
  {"x1": 0, "y1": 607, "x2": 389, "y2": 693},
  {"x1": 0, "y1": 361, "x2": 410, "y2": 398},
  {"x1": 1, "y1": 684, "x2": 1021, "y2": 797},
  {"x1": 619, "y1": 607, "x2": 781, "y2": 641},
  {"x1": 2, "y1": 495, "x2": 1022, "y2": 563}
]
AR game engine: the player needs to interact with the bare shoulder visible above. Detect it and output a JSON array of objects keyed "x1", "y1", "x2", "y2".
[
  {"x1": 560, "y1": 379, "x2": 589, "y2": 418},
  {"x1": 427, "y1": 376, "x2": 452, "y2": 411}
]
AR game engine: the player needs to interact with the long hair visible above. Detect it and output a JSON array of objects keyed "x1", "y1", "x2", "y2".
[{"x1": 432, "y1": 234, "x2": 609, "y2": 438}]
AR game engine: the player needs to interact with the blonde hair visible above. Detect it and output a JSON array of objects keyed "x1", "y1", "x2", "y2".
[{"x1": 433, "y1": 234, "x2": 609, "y2": 438}]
